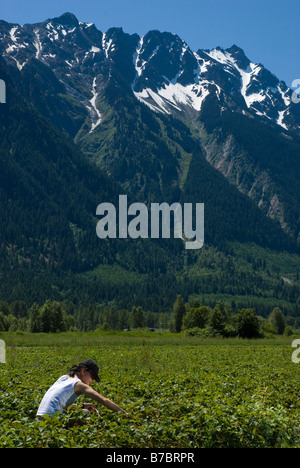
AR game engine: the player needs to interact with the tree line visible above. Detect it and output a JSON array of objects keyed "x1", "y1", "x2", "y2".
[
  {"x1": 0, "y1": 300, "x2": 168, "y2": 333},
  {"x1": 0, "y1": 297, "x2": 295, "y2": 338},
  {"x1": 170, "y1": 295, "x2": 291, "y2": 338}
]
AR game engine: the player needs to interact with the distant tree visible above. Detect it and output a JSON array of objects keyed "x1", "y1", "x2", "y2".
[
  {"x1": 64, "y1": 314, "x2": 76, "y2": 331},
  {"x1": 6, "y1": 314, "x2": 18, "y2": 332},
  {"x1": 208, "y1": 302, "x2": 229, "y2": 335},
  {"x1": 0, "y1": 312, "x2": 6, "y2": 332},
  {"x1": 0, "y1": 301, "x2": 9, "y2": 316},
  {"x1": 268, "y1": 307, "x2": 285, "y2": 335},
  {"x1": 39, "y1": 301, "x2": 67, "y2": 333},
  {"x1": 131, "y1": 306, "x2": 145, "y2": 329},
  {"x1": 236, "y1": 308, "x2": 260, "y2": 338},
  {"x1": 65, "y1": 302, "x2": 76, "y2": 316},
  {"x1": 158, "y1": 312, "x2": 170, "y2": 330},
  {"x1": 170, "y1": 295, "x2": 186, "y2": 333},
  {"x1": 10, "y1": 301, "x2": 28, "y2": 318},
  {"x1": 182, "y1": 306, "x2": 211, "y2": 330},
  {"x1": 259, "y1": 317, "x2": 277, "y2": 336},
  {"x1": 117, "y1": 309, "x2": 130, "y2": 330},
  {"x1": 284, "y1": 325, "x2": 293, "y2": 336},
  {"x1": 80, "y1": 304, "x2": 98, "y2": 331},
  {"x1": 29, "y1": 303, "x2": 41, "y2": 333}
]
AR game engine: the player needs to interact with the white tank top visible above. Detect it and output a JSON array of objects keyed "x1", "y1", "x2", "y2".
[{"x1": 37, "y1": 375, "x2": 81, "y2": 416}]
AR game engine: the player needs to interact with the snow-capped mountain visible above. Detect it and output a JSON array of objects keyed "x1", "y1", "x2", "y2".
[
  {"x1": 0, "y1": 12, "x2": 299, "y2": 135},
  {"x1": 133, "y1": 37, "x2": 295, "y2": 131},
  {"x1": 1, "y1": 12, "x2": 300, "y2": 312},
  {"x1": 1, "y1": 13, "x2": 300, "y2": 245}
]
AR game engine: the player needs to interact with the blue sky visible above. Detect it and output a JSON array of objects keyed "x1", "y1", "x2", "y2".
[{"x1": 1, "y1": 0, "x2": 299, "y2": 87}]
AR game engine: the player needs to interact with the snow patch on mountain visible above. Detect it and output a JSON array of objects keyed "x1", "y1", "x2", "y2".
[
  {"x1": 277, "y1": 110, "x2": 289, "y2": 130},
  {"x1": 278, "y1": 85, "x2": 291, "y2": 106},
  {"x1": 134, "y1": 80, "x2": 211, "y2": 115},
  {"x1": 102, "y1": 33, "x2": 114, "y2": 59},
  {"x1": 132, "y1": 40, "x2": 213, "y2": 114},
  {"x1": 34, "y1": 29, "x2": 42, "y2": 59},
  {"x1": 207, "y1": 48, "x2": 264, "y2": 108},
  {"x1": 91, "y1": 46, "x2": 101, "y2": 53},
  {"x1": 10, "y1": 26, "x2": 19, "y2": 43},
  {"x1": 89, "y1": 78, "x2": 102, "y2": 133}
]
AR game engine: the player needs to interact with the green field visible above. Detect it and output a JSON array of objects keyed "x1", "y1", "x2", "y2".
[{"x1": 1, "y1": 332, "x2": 300, "y2": 448}]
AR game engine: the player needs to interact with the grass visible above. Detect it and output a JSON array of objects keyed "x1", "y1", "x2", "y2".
[{"x1": 0, "y1": 329, "x2": 296, "y2": 347}]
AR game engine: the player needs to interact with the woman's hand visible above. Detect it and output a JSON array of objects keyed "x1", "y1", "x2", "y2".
[{"x1": 82, "y1": 403, "x2": 97, "y2": 412}]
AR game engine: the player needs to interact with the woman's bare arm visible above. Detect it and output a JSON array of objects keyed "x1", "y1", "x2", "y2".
[{"x1": 74, "y1": 381, "x2": 126, "y2": 413}]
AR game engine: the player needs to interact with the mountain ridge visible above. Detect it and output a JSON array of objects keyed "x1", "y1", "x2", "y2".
[
  {"x1": 1, "y1": 12, "x2": 298, "y2": 132},
  {"x1": 0, "y1": 12, "x2": 300, "y2": 314},
  {"x1": 1, "y1": 12, "x2": 300, "y2": 238}
]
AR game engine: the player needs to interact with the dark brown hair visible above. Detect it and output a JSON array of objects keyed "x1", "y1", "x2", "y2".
[
  {"x1": 68, "y1": 363, "x2": 86, "y2": 377},
  {"x1": 68, "y1": 359, "x2": 100, "y2": 382}
]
